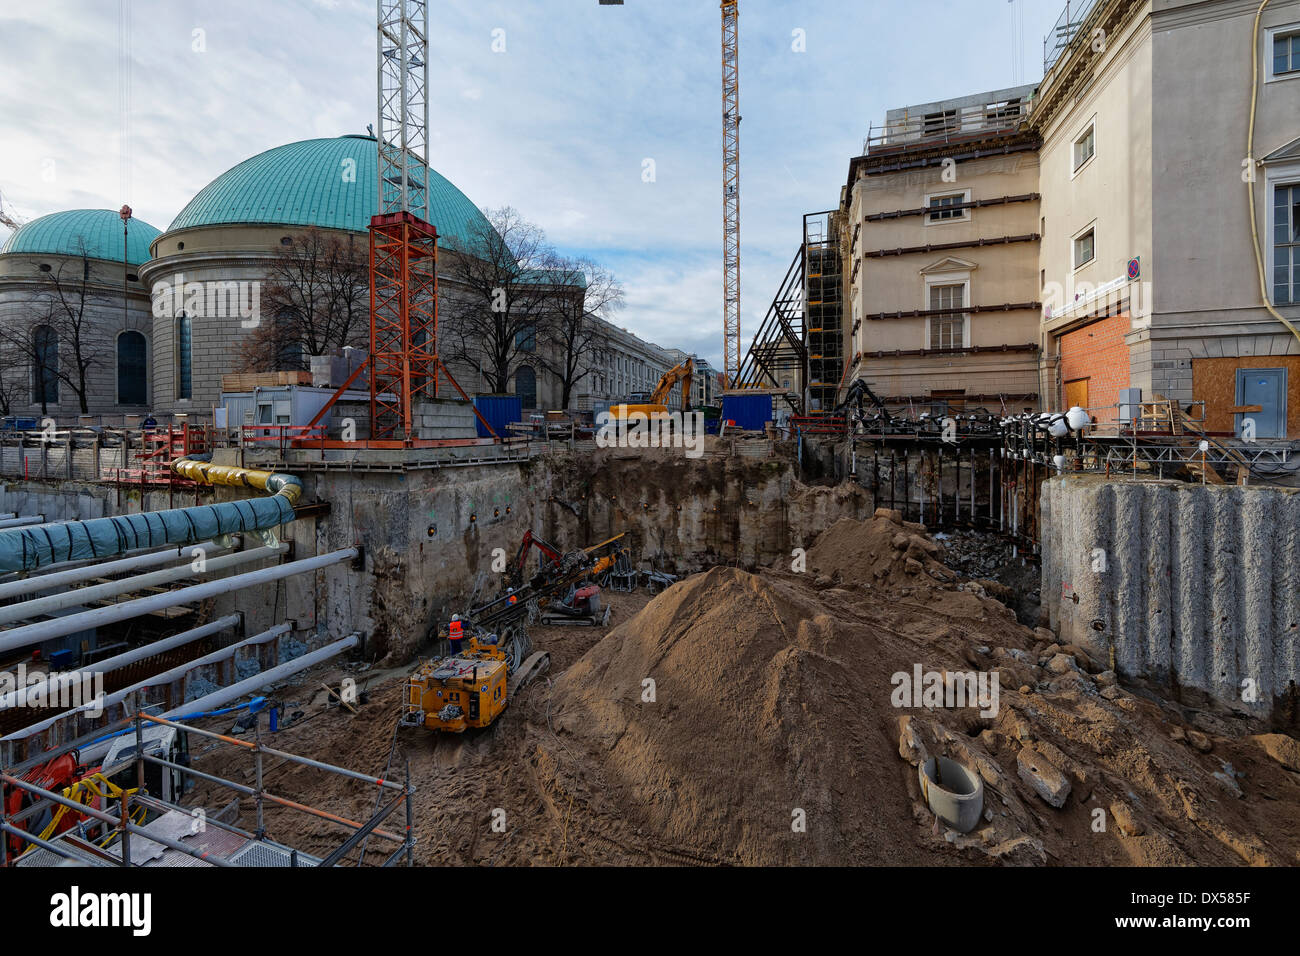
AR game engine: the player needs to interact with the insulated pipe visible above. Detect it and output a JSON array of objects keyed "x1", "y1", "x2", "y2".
[
  {"x1": 0, "y1": 540, "x2": 225, "y2": 602},
  {"x1": 0, "y1": 516, "x2": 45, "y2": 530},
  {"x1": 0, "y1": 544, "x2": 287, "y2": 626},
  {"x1": 0, "y1": 548, "x2": 357, "y2": 654},
  {"x1": 163, "y1": 633, "x2": 360, "y2": 719},
  {"x1": 0, "y1": 614, "x2": 242, "y2": 711},
  {"x1": 0, "y1": 498, "x2": 294, "y2": 573},
  {"x1": 1, "y1": 624, "x2": 293, "y2": 742},
  {"x1": 172, "y1": 456, "x2": 304, "y2": 505}
]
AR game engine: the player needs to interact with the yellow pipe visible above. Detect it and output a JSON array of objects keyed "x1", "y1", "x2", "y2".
[{"x1": 172, "y1": 458, "x2": 303, "y2": 506}]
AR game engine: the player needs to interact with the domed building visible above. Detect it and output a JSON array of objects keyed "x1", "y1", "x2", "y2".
[
  {"x1": 140, "y1": 135, "x2": 501, "y2": 416},
  {"x1": 0, "y1": 209, "x2": 161, "y2": 419}
]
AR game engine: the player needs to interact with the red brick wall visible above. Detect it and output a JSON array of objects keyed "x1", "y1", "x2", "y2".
[{"x1": 1058, "y1": 312, "x2": 1131, "y2": 421}]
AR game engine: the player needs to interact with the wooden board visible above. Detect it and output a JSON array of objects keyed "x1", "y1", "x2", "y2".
[
  {"x1": 1192, "y1": 356, "x2": 1300, "y2": 437},
  {"x1": 1063, "y1": 378, "x2": 1089, "y2": 410}
]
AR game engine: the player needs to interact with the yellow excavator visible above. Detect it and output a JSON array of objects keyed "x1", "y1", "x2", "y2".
[{"x1": 610, "y1": 357, "x2": 693, "y2": 421}]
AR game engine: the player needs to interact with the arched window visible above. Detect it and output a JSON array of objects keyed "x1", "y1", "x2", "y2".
[
  {"x1": 176, "y1": 314, "x2": 192, "y2": 400},
  {"x1": 32, "y1": 325, "x2": 58, "y2": 405},
  {"x1": 515, "y1": 365, "x2": 537, "y2": 409},
  {"x1": 117, "y1": 331, "x2": 148, "y2": 405}
]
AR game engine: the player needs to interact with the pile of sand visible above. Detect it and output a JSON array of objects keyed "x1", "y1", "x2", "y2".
[
  {"x1": 549, "y1": 567, "x2": 927, "y2": 865},
  {"x1": 805, "y1": 509, "x2": 953, "y2": 588}
]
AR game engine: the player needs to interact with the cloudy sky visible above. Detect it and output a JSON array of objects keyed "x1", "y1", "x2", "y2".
[{"x1": 0, "y1": 0, "x2": 1063, "y2": 368}]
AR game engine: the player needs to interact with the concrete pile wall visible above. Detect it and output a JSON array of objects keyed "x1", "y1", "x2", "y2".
[
  {"x1": 1042, "y1": 475, "x2": 1300, "y2": 720},
  {"x1": 297, "y1": 448, "x2": 869, "y2": 663}
]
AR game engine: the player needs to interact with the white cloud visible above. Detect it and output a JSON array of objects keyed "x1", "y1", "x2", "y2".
[{"x1": 0, "y1": 0, "x2": 1063, "y2": 368}]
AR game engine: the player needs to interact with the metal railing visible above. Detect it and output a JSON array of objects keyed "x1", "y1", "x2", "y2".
[
  {"x1": 864, "y1": 98, "x2": 1032, "y2": 154},
  {"x1": 1043, "y1": 0, "x2": 1102, "y2": 74}
]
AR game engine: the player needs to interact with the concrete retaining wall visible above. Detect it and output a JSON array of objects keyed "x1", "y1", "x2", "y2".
[{"x1": 1042, "y1": 475, "x2": 1300, "y2": 719}]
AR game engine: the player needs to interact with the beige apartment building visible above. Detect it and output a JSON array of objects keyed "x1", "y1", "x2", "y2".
[
  {"x1": 839, "y1": 85, "x2": 1044, "y2": 414},
  {"x1": 836, "y1": 0, "x2": 1300, "y2": 435}
]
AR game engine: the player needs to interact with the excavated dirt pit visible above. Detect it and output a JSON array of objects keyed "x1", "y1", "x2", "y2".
[{"x1": 182, "y1": 513, "x2": 1300, "y2": 866}]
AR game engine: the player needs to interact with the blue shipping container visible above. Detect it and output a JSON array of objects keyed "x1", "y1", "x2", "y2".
[
  {"x1": 721, "y1": 393, "x2": 773, "y2": 432},
  {"x1": 474, "y1": 394, "x2": 523, "y2": 438}
]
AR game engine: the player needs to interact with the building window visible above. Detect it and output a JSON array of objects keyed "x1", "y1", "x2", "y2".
[
  {"x1": 1275, "y1": 183, "x2": 1300, "y2": 304},
  {"x1": 515, "y1": 324, "x2": 536, "y2": 352},
  {"x1": 515, "y1": 365, "x2": 537, "y2": 409},
  {"x1": 176, "y1": 314, "x2": 192, "y2": 400},
  {"x1": 117, "y1": 331, "x2": 148, "y2": 405},
  {"x1": 1073, "y1": 227, "x2": 1096, "y2": 270},
  {"x1": 1270, "y1": 27, "x2": 1300, "y2": 78},
  {"x1": 928, "y1": 283, "x2": 965, "y2": 351},
  {"x1": 1073, "y1": 123, "x2": 1096, "y2": 172},
  {"x1": 923, "y1": 109, "x2": 958, "y2": 136},
  {"x1": 926, "y1": 190, "x2": 970, "y2": 224},
  {"x1": 32, "y1": 325, "x2": 59, "y2": 406}
]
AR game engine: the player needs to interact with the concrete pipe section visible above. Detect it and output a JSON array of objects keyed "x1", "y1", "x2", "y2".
[{"x1": 919, "y1": 756, "x2": 984, "y2": 833}]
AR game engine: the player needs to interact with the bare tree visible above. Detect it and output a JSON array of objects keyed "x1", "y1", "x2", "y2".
[
  {"x1": 0, "y1": 363, "x2": 23, "y2": 417},
  {"x1": 0, "y1": 246, "x2": 112, "y2": 414},
  {"x1": 536, "y1": 256, "x2": 624, "y2": 410},
  {"x1": 439, "y1": 207, "x2": 568, "y2": 394},
  {"x1": 236, "y1": 227, "x2": 368, "y2": 372}
]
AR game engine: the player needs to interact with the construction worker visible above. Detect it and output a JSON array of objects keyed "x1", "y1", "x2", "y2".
[
  {"x1": 507, "y1": 588, "x2": 518, "y2": 606},
  {"x1": 448, "y1": 614, "x2": 464, "y2": 654}
]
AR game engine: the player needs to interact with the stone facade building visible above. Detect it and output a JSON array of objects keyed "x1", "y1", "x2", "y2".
[{"x1": 0, "y1": 209, "x2": 160, "y2": 420}]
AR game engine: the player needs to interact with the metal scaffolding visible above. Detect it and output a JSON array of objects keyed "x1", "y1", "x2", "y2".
[{"x1": 1, "y1": 712, "x2": 415, "y2": 868}]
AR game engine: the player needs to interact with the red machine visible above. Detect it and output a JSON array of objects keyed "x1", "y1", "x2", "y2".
[{"x1": 3, "y1": 751, "x2": 103, "y2": 857}]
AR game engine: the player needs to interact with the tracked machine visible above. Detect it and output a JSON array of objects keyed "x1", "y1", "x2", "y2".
[{"x1": 400, "y1": 532, "x2": 630, "y2": 733}]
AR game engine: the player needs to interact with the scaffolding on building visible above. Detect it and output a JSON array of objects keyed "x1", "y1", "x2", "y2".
[{"x1": 804, "y1": 211, "x2": 845, "y2": 416}]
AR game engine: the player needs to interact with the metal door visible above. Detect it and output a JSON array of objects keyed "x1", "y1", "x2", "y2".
[{"x1": 1236, "y1": 368, "x2": 1287, "y2": 439}]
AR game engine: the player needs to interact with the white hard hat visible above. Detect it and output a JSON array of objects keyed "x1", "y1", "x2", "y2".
[{"x1": 451, "y1": 614, "x2": 460, "y2": 622}]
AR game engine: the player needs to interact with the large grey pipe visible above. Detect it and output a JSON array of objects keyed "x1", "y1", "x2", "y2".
[
  {"x1": 2, "y1": 624, "x2": 292, "y2": 742},
  {"x1": 0, "y1": 547, "x2": 357, "y2": 654},
  {"x1": 0, "y1": 515, "x2": 45, "y2": 530},
  {"x1": 0, "y1": 545, "x2": 286, "y2": 626},
  {"x1": 0, "y1": 614, "x2": 242, "y2": 711},
  {"x1": 0, "y1": 540, "x2": 225, "y2": 602},
  {"x1": 163, "y1": 633, "x2": 360, "y2": 719}
]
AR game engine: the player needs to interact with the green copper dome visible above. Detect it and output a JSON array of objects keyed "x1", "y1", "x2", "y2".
[
  {"x1": 167, "y1": 136, "x2": 492, "y2": 250},
  {"x1": 0, "y1": 209, "x2": 161, "y2": 265}
]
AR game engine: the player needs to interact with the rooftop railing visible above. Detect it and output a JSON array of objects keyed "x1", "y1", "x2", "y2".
[
  {"x1": 864, "y1": 96, "x2": 1032, "y2": 154},
  {"x1": 1043, "y1": 0, "x2": 1102, "y2": 74}
]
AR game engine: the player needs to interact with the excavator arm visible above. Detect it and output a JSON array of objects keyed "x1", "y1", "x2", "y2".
[
  {"x1": 511, "y1": 530, "x2": 563, "y2": 586},
  {"x1": 649, "y1": 358, "x2": 694, "y2": 411}
]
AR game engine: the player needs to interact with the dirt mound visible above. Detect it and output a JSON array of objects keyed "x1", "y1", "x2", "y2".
[
  {"x1": 549, "y1": 566, "x2": 930, "y2": 865},
  {"x1": 805, "y1": 508, "x2": 952, "y2": 588}
]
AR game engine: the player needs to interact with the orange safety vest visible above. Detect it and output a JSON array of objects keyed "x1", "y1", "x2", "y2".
[
  {"x1": 508, "y1": 594, "x2": 518, "y2": 605},
  {"x1": 448, "y1": 620, "x2": 462, "y2": 637}
]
